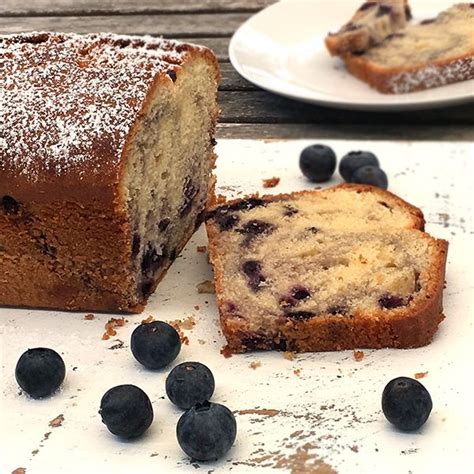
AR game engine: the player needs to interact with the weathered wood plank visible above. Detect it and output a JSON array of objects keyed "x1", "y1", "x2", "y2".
[
  {"x1": 219, "y1": 63, "x2": 256, "y2": 90},
  {"x1": 0, "y1": 13, "x2": 249, "y2": 37},
  {"x1": 216, "y1": 123, "x2": 474, "y2": 141},
  {"x1": 218, "y1": 91, "x2": 474, "y2": 124},
  {"x1": 0, "y1": 0, "x2": 274, "y2": 16}
]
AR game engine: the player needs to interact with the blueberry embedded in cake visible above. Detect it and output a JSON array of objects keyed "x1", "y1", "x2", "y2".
[
  {"x1": 325, "y1": 0, "x2": 412, "y2": 56},
  {"x1": 206, "y1": 184, "x2": 448, "y2": 353},
  {"x1": 0, "y1": 32, "x2": 220, "y2": 312}
]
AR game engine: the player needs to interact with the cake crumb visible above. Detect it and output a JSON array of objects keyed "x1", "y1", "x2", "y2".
[
  {"x1": 169, "y1": 316, "x2": 196, "y2": 345},
  {"x1": 353, "y1": 350, "x2": 364, "y2": 361},
  {"x1": 220, "y1": 345, "x2": 233, "y2": 358},
  {"x1": 249, "y1": 361, "x2": 261, "y2": 369},
  {"x1": 196, "y1": 245, "x2": 207, "y2": 253},
  {"x1": 197, "y1": 280, "x2": 215, "y2": 294},
  {"x1": 283, "y1": 351, "x2": 296, "y2": 361},
  {"x1": 170, "y1": 316, "x2": 196, "y2": 331},
  {"x1": 102, "y1": 317, "x2": 127, "y2": 340},
  {"x1": 415, "y1": 371, "x2": 428, "y2": 379},
  {"x1": 83, "y1": 313, "x2": 95, "y2": 320},
  {"x1": 293, "y1": 368, "x2": 302, "y2": 377},
  {"x1": 12, "y1": 469, "x2": 26, "y2": 474},
  {"x1": 194, "y1": 305, "x2": 200, "y2": 311},
  {"x1": 350, "y1": 445, "x2": 359, "y2": 453},
  {"x1": 262, "y1": 176, "x2": 280, "y2": 188},
  {"x1": 48, "y1": 414, "x2": 64, "y2": 428},
  {"x1": 141, "y1": 315, "x2": 154, "y2": 324}
]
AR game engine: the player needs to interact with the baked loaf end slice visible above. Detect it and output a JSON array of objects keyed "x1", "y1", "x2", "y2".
[
  {"x1": 325, "y1": 0, "x2": 412, "y2": 56},
  {"x1": 343, "y1": 3, "x2": 474, "y2": 93},
  {"x1": 0, "y1": 32, "x2": 220, "y2": 313},
  {"x1": 206, "y1": 185, "x2": 448, "y2": 353}
]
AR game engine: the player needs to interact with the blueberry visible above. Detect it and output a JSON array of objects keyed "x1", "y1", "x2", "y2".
[
  {"x1": 339, "y1": 151, "x2": 379, "y2": 181},
  {"x1": 15, "y1": 348, "x2": 66, "y2": 399},
  {"x1": 379, "y1": 293, "x2": 405, "y2": 309},
  {"x1": 241, "y1": 260, "x2": 266, "y2": 291},
  {"x1": 177, "y1": 401, "x2": 237, "y2": 461},
  {"x1": 131, "y1": 321, "x2": 181, "y2": 369},
  {"x1": 166, "y1": 362, "x2": 215, "y2": 409},
  {"x1": 299, "y1": 144, "x2": 336, "y2": 183},
  {"x1": 99, "y1": 384, "x2": 153, "y2": 438},
  {"x1": 382, "y1": 377, "x2": 432, "y2": 431},
  {"x1": 351, "y1": 165, "x2": 388, "y2": 189},
  {"x1": 2, "y1": 195, "x2": 20, "y2": 214}
]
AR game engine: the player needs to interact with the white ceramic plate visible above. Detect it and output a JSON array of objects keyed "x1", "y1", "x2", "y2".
[
  {"x1": 229, "y1": 0, "x2": 474, "y2": 110},
  {"x1": 1, "y1": 139, "x2": 473, "y2": 473}
]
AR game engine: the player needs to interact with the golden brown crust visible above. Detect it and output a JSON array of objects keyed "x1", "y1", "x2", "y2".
[
  {"x1": 206, "y1": 184, "x2": 447, "y2": 353},
  {"x1": 344, "y1": 51, "x2": 474, "y2": 93}
]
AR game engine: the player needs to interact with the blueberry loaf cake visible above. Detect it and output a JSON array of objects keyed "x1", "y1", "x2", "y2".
[
  {"x1": 0, "y1": 32, "x2": 219, "y2": 313},
  {"x1": 344, "y1": 3, "x2": 474, "y2": 93},
  {"x1": 206, "y1": 185, "x2": 448, "y2": 353},
  {"x1": 325, "y1": 0, "x2": 412, "y2": 56}
]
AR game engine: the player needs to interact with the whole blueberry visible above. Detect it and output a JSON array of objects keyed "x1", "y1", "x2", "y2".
[
  {"x1": 131, "y1": 321, "x2": 181, "y2": 369},
  {"x1": 299, "y1": 144, "x2": 337, "y2": 183},
  {"x1": 382, "y1": 377, "x2": 432, "y2": 431},
  {"x1": 99, "y1": 384, "x2": 153, "y2": 438},
  {"x1": 15, "y1": 348, "x2": 66, "y2": 399},
  {"x1": 177, "y1": 401, "x2": 237, "y2": 461},
  {"x1": 166, "y1": 362, "x2": 215, "y2": 409},
  {"x1": 339, "y1": 150, "x2": 379, "y2": 181},
  {"x1": 351, "y1": 165, "x2": 388, "y2": 189}
]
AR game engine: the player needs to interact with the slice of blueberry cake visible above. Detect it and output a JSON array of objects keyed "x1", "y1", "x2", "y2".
[
  {"x1": 206, "y1": 185, "x2": 448, "y2": 353},
  {"x1": 325, "y1": 0, "x2": 412, "y2": 56},
  {"x1": 344, "y1": 3, "x2": 474, "y2": 93}
]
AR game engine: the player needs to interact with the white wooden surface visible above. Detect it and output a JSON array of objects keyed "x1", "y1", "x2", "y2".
[{"x1": 1, "y1": 139, "x2": 473, "y2": 474}]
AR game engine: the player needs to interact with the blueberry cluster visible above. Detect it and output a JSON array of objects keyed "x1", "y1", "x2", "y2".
[
  {"x1": 299, "y1": 144, "x2": 389, "y2": 189},
  {"x1": 15, "y1": 320, "x2": 236, "y2": 462},
  {"x1": 15, "y1": 333, "x2": 433, "y2": 461}
]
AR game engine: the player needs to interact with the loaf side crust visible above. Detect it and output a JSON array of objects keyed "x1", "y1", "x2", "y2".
[{"x1": 344, "y1": 52, "x2": 474, "y2": 93}]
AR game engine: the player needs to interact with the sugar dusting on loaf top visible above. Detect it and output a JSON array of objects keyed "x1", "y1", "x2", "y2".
[{"x1": 0, "y1": 32, "x2": 208, "y2": 182}]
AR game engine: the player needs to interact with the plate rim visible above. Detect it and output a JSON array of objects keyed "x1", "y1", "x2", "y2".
[{"x1": 228, "y1": 0, "x2": 474, "y2": 112}]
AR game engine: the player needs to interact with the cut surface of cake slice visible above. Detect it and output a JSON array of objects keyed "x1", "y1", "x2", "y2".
[
  {"x1": 343, "y1": 3, "x2": 474, "y2": 93},
  {"x1": 206, "y1": 185, "x2": 448, "y2": 353},
  {"x1": 325, "y1": 0, "x2": 412, "y2": 56},
  {"x1": 0, "y1": 32, "x2": 220, "y2": 313}
]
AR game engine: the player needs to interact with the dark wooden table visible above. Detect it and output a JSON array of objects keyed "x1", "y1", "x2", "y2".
[{"x1": 2, "y1": 0, "x2": 473, "y2": 141}]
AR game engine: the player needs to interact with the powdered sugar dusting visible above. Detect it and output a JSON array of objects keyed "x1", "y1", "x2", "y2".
[
  {"x1": 388, "y1": 57, "x2": 474, "y2": 93},
  {"x1": 0, "y1": 32, "x2": 202, "y2": 182}
]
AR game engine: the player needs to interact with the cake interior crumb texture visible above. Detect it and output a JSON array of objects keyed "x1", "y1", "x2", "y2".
[
  {"x1": 206, "y1": 186, "x2": 448, "y2": 353},
  {"x1": 0, "y1": 32, "x2": 219, "y2": 312},
  {"x1": 362, "y1": 3, "x2": 474, "y2": 67}
]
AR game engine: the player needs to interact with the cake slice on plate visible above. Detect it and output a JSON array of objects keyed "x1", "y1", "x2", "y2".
[
  {"x1": 0, "y1": 32, "x2": 220, "y2": 312},
  {"x1": 206, "y1": 185, "x2": 448, "y2": 353},
  {"x1": 342, "y1": 3, "x2": 474, "y2": 93}
]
